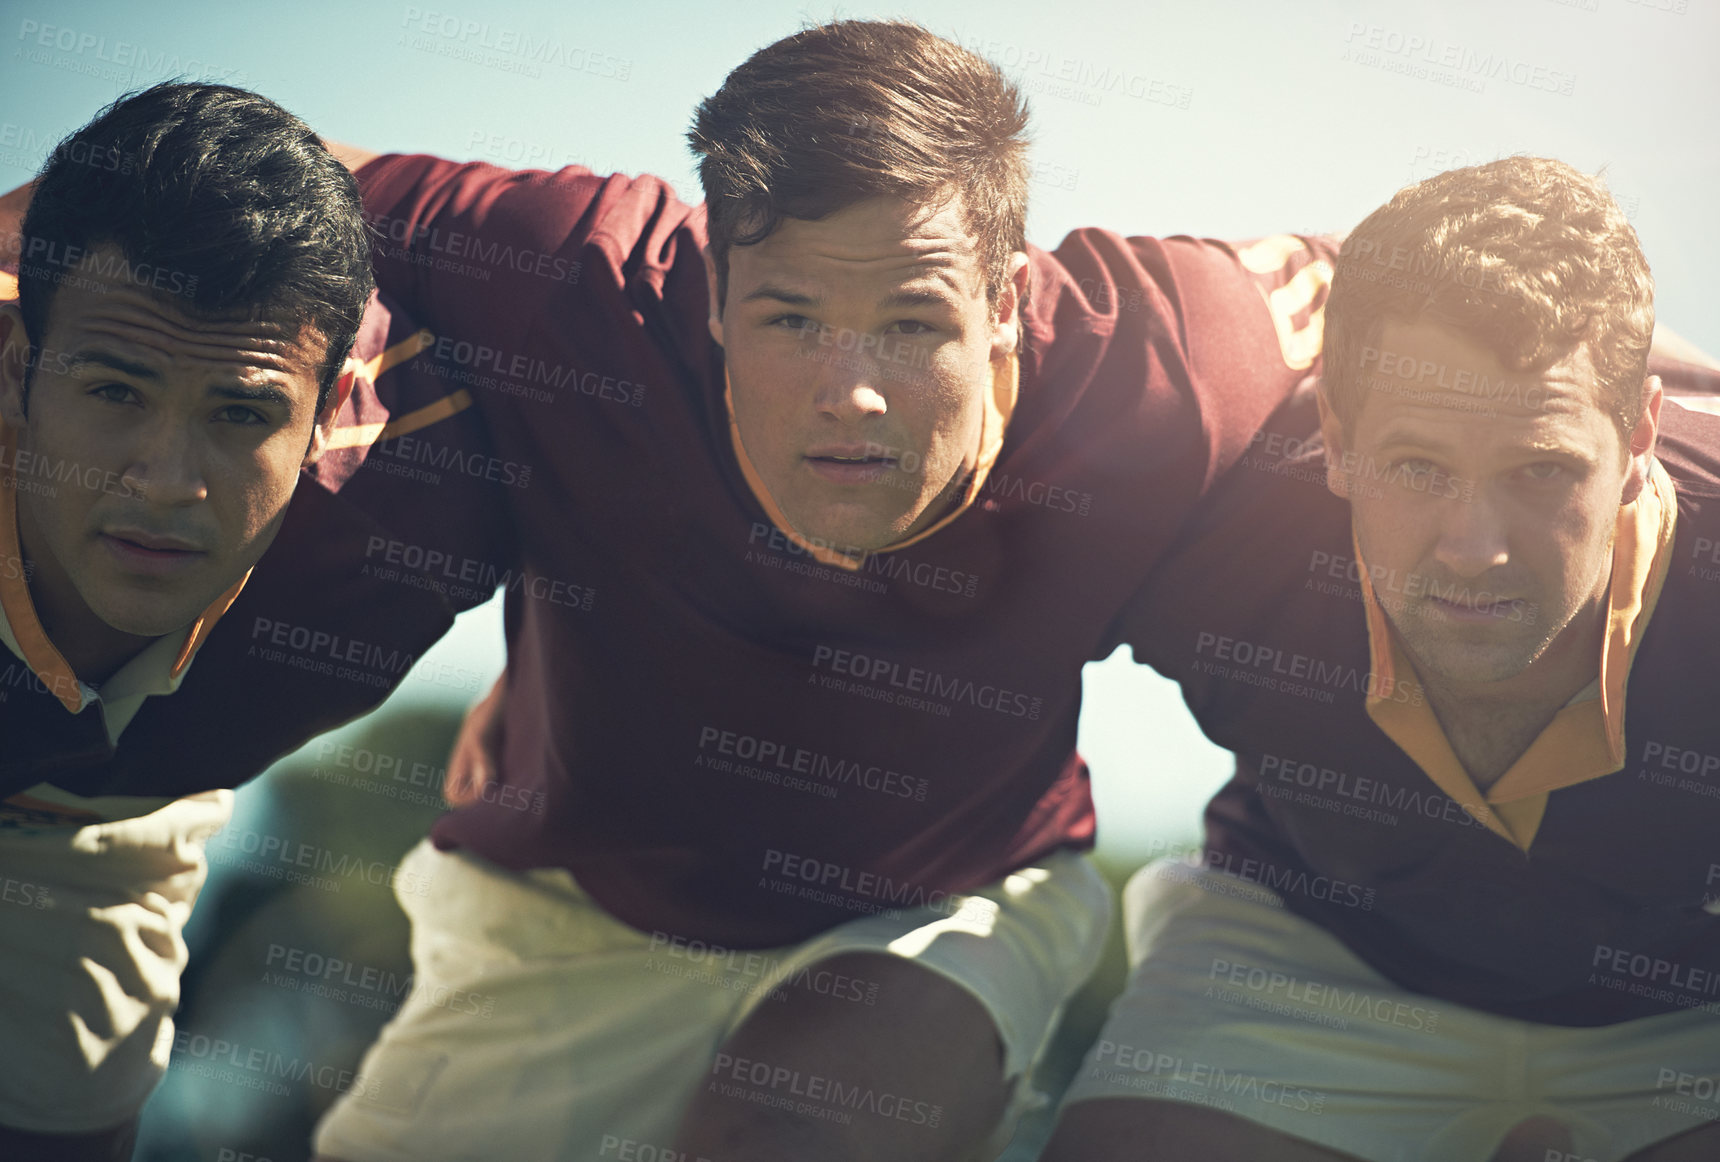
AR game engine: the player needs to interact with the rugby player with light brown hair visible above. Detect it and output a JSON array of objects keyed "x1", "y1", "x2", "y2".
[{"x1": 1045, "y1": 157, "x2": 1720, "y2": 1162}]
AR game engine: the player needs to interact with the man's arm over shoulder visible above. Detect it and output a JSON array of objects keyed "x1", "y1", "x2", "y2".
[
  {"x1": 307, "y1": 288, "x2": 520, "y2": 608},
  {"x1": 1154, "y1": 232, "x2": 1337, "y2": 487},
  {"x1": 1032, "y1": 229, "x2": 1336, "y2": 498},
  {"x1": 334, "y1": 147, "x2": 706, "y2": 348},
  {"x1": 1098, "y1": 379, "x2": 1341, "y2": 683}
]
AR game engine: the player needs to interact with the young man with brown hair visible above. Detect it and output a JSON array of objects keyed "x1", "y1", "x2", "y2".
[
  {"x1": 1043, "y1": 157, "x2": 1720, "y2": 1162},
  {"x1": 290, "y1": 19, "x2": 1340, "y2": 1162}
]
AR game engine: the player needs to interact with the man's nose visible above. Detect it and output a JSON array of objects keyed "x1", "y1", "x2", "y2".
[
  {"x1": 1430, "y1": 489, "x2": 1509, "y2": 578},
  {"x1": 120, "y1": 417, "x2": 208, "y2": 506},
  {"x1": 811, "y1": 336, "x2": 890, "y2": 420}
]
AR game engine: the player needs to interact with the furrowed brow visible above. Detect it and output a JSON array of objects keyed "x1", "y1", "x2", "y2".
[
  {"x1": 741, "y1": 284, "x2": 820, "y2": 307},
  {"x1": 211, "y1": 383, "x2": 293, "y2": 408},
  {"x1": 68, "y1": 348, "x2": 159, "y2": 379},
  {"x1": 1373, "y1": 424, "x2": 1453, "y2": 451},
  {"x1": 879, "y1": 289, "x2": 956, "y2": 310}
]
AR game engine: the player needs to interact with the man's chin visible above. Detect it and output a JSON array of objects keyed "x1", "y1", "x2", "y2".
[
  {"x1": 85, "y1": 591, "x2": 206, "y2": 642},
  {"x1": 794, "y1": 525, "x2": 894, "y2": 555},
  {"x1": 788, "y1": 506, "x2": 917, "y2": 555},
  {"x1": 1399, "y1": 632, "x2": 1544, "y2": 688},
  {"x1": 1384, "y1": 608, "x2": 1544, "y2": 687}
]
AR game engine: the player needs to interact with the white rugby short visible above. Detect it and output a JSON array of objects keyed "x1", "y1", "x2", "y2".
[
  {"x1": 0, "y1": 790, "x2": 234, "y2": 1133},
  {"x1": 1061, "y1": 858, "x2": 1720, "y2": 1162},
  {"x1": 314, "y1": 838, "x2": 1112, "y2": 1162}
]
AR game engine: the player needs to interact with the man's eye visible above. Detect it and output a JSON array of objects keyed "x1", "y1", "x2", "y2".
[
  {"x1": 770, "y1": 314, "x2": 819, "y2": 333},
  {"x1": 887, "y1": 320, "x2": 936, "y2": 336},
  {"x1": 215, "y1": 406, "x2": 268, "y2": 426},
  {"x1": 1521, "y1": 462, "x2": 1564, "y2": 481},
  {"x1": 90, "y1": 383, "x2": 138, "y2": 405},
  {"x1": 1393, "y1": 457, "x2": 1438, "y2": 476}
]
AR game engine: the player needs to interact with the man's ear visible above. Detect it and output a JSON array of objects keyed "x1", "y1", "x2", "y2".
[
  {"x1": 703, "y1": 244, "x2": 724, "y2": 349},
  {"x1": 300, "y1": 364, "x2": 354, "y2": 468},
  {"x1": 1315, "y1": 384, "x2": 1351, "y2": 500},
  {"x1": 0, "y1": 302, "x2": 30, "y2": 429},
  {"x1": 1620, "y1": 374, "x2": 1663, "y2": 506},
  {"x1": 989, "y1": 251, "x2": 1032, "y2": 362}
]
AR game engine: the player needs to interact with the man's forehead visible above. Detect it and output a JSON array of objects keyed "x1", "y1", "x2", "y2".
[
  {"x1": 1359, "y1": 382, "x2": 1609, "y2": 455},
  {"x1": 1366, "y1": 394, "x2": 1576, "y2": 435},
  {"x1": 734, "y1": 194, "x2": 983, "y2": 294},
  {"x1": 47, "y1": 276, "x2": 322, "y2": 380},
  {"x1": 1363, "y1": 320, "x2": 1612, "y2": 427}
]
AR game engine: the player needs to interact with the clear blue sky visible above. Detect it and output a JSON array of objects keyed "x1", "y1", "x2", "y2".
[{"x1": 4, "y1": 0, "x2": 1714, "y2": 855}]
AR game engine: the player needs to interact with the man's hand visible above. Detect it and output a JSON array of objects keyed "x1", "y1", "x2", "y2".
[
  {"x1": 323, "y1": 141, "x2": 380, "y2": 174},
  {"x1": 1652, "y1": 323, "x2": 1720, "y2": 374},
  {"x1": 1, "y1": 180, "x2": 33, "y2": 271},
  {"x1": 444, "y1": 676, "x2": 506, "y2": 808}
]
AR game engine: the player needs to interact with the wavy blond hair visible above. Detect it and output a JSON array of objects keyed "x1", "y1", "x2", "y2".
[{"x1": 1323, "y1": 156, "x2": 1653, "y2": 434}]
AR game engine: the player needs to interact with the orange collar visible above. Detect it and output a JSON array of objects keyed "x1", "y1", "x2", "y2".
[
  {"x1": 1358, "y1": 459, "x2": 1677, "y2": 850},
  {"x1": 724, "y1": 352, "x2": 1020, "y2": 571},
  {"x1": 0, "y1": 421, "x2": 248, "y2": 713}
]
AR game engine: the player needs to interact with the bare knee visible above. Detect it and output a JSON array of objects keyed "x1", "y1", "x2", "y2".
[
  {"x1": 1488, "y1": 1115, "x2": 1574, "y2": 1162},
  {"x1": 675, "y1": 953, "x2": 1009, "y2": 1162},
  {"x1": 1622, "y1": 1120, "x2": 1720, "y2": 1162}
]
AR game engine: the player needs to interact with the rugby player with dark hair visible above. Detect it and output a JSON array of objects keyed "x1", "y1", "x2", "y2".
[
  {"x1": 0, "y1": 83, "x2": 456, "y2": 1162},
  {"x1": 1043, "y1": 157, "x2": 1720, "y2": 1162}
]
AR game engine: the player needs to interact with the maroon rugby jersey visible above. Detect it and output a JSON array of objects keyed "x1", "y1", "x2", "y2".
[
  {"x1": 317, "y1": 153, "x2": 1337, "y2": 946},
  {"x1": 1115, "y1": 390, "x2": 1720, "y2": 1024}
]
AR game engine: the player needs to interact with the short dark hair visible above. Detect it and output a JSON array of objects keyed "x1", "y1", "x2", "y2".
[
  {"x1": 17, "y1": 82, "x2": 374, "y2": 414},
  {"x1": 1323, "y1": 156, "x2": 1653, "y2": 437},
  {"x1": 688, "y1": 20, "x2": 1030, "y2": 311}
]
